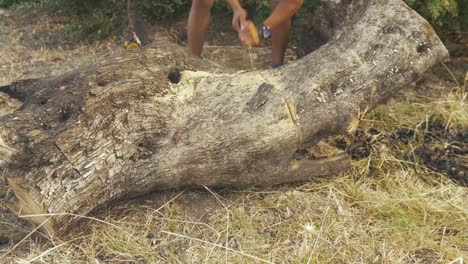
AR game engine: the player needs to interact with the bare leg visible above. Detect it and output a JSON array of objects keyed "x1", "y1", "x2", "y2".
[
  {"x1": 270, "y1": 1, "x2": 293, "y2": 66},
  {"x1": 188, "y1": 0, "x2": 215, "y2": 57}
]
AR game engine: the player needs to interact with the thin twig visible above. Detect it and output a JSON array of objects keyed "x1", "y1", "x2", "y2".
[
  {"x1": 153, "y1": 189, "x2": 187, "y2": 215},
  {"x1": 203, "y1": 186, "x2": 230, "y2": 264},
  {"x1": 25, "y1": 234, "x2": 91, "y2": 263},
  {"x1": 161, "y1": 230, "x2": 274, "y2": 264},
  {"x1": 447, "y1": 256, "x2": 463, "y2": 264},
  {"x1": 0, "y1": 216, "x2": 53, "y2": 259},
  {"x1": 160, "y1": 218, "x2": 219, "y2": 233},
  {"x1": 441, "y1": 62, "x2": 461, "y2": 88},
  {"x1": 18, "y1": 213, "x2": 133, "y2": 236},
  {"x1": 248, "y1": 48, "x2": 255, "y2": 70},
  {"x1": 307, "y1": 207, "x2": 329, "y2": 264}
]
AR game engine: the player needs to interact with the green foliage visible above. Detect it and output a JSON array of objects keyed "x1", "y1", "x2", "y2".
[
  {"x1": 0, "y1": 0, "x2": 126, "y2": 40},
  {"x1": 135, "y1": 0, "x2": 318, "y2": 24},
  {"x1": 48, "y1": 0, "x2": 318, "y2": 40},
  {"x1": 295, "y1": 0, "x2": 321, "y2": 24},
  {"x1": 0, "y1": 0, "x2": 21, "y2": 8},
  {"x1": 0, "y1": 0, "x2": 36, "y2": 9},
  {"x1": 138, "y1": 0, "x2": 190, "y2": 20},
  {"x1": 47, "y1": 0, "x2": 125, "y2": 40},
  {"x1": 404, "y1": 0, "x2": 466, "y2": 28},
  {"x1": 1, "y1": 0, "x2": 466, "y2": 40},
  {"x1": 458, "y1": 0, "x2": 468, "y2": 27},
  {"x1": 62, "y1": 13, "x2": 122, "y2": 41}
]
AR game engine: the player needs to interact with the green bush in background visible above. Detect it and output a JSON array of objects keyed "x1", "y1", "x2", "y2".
[
  {"x1": 0, "y1": 0, "x2": 36, "y2": 9},
  {"x1": 405, "y1": 0, "x2": 463, "y2": 27},
  {"x1": 138, "y1": 0, "x2": 190, "y2": 20},
  {"x1": 0, "y1": 0, "x2": 466, "y2": 40},
  {"x1": 56, "y1": 0, "x2": 125, "y2": 40}
]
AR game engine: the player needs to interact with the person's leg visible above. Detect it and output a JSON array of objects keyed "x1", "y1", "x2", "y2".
[
  {"x1": 188, "y1": 0, "x2": 215, "y2": 57},
  {"x1": 270, "y1": 0, "x2": 292, "y2": 67}
]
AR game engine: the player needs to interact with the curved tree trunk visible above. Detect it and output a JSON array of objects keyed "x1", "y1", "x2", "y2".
[{"x1": 0, "y1": 0, "x2": 448, "y2": 236}]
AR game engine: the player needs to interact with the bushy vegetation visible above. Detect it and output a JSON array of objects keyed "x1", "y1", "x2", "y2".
[
  {"x1": 0, "y1": 0, "x2": 36, "y2": 9},
  {"x1": 405, "y1": 0, "x2": 466, "y2": 27},
  {"x1": 1, "y1": 0, "x2": 465, "y2": 40},
  {"x1": 56, "y1": 0, "x2": 126, "y2": 40}
]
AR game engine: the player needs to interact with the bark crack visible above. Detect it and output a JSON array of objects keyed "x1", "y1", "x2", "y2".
[
  {"x1": 283, "y1": 95, "x2": 302, "y2": 143},
  {"x1": 53, "y1": 142, "x2": 82, "y2": 177},
  {"x1": 258, "y1": 71, "x2": 303, "y2": 143},
  {"x1": 283, "y1": 97, "x2": 298, "y2": 125}
]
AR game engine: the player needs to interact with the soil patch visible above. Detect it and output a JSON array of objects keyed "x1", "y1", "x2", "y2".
[{"x1": 409, "y1": 122, "x2": 467, "y2": 186}]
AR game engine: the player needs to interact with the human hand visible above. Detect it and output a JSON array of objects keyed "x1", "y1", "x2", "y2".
[
  {"x1": 232, "y1": 8, "x2": 247, "y2": 32},
  {"x1": 238, "y1": 20, "x2": 260, "y2": 47}
]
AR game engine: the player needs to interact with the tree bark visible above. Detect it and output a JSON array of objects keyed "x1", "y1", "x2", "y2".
[{"x1": 0, "y1": 0, "x2": 448, "y2": 236}]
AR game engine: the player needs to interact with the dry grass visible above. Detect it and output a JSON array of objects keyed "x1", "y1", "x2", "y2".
[{"x1": 1, "y1": 9, "x2": 467, "y2": 264}]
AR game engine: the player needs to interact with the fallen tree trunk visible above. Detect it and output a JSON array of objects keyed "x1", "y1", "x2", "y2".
[{"x1": 0, "y1": 0, "x2": 448, "y2": 236}]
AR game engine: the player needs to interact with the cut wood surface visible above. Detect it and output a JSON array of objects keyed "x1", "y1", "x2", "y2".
[{"x1": 0, "y1": 0, "x2": 448, "y2": 236}]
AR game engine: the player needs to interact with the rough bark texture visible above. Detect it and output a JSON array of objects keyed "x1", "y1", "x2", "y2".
[{"x1": 0, "y1": 0, "x2": 448, "y2": 236}]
